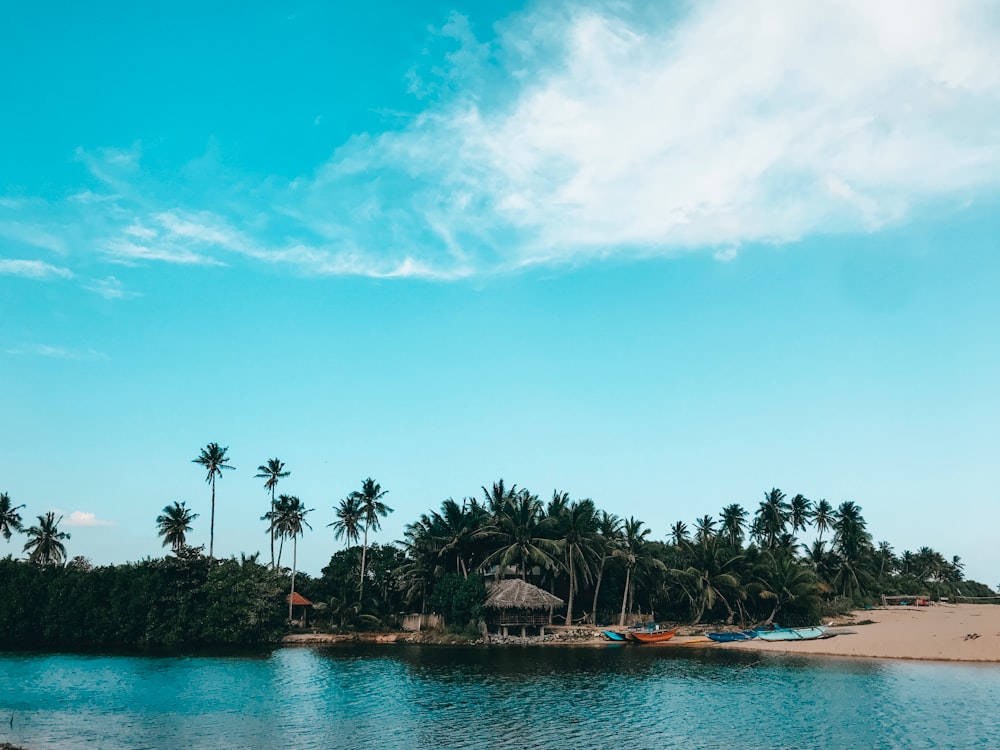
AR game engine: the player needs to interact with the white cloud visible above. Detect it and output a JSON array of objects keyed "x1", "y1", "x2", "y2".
[
  {"x1": 61, "y1": 511, "x2": 116, "y2": 528},
  {"x1": 5, "y1": 344, "x2": 108, "y2": 360},
  {"x1": 83, "y1": 275, "x2": 140, "y2": 300},
  {"x1": 0, "y1": 221, "x2": 68, "y2": 253},
  {"x1": 9, "y1": 0, "x2": 1000, "y2": 279},
  {"x1": 0, "y1": 259, "x2": 74, "y2": 279}
]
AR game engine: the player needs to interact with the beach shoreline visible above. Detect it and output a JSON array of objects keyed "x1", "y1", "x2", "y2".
[{"x1": 283, "y1": 604, "x2": 1000, "y2": 663}]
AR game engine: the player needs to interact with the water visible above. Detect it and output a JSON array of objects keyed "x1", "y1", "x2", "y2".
[{"x1": 2, "y1": 645, "x2": 998, "y2": 749}]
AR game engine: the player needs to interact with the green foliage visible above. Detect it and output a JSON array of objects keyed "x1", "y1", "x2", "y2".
[
  {"x1": 429, "y1": 573, "x2": 487, "y2": 631},
  {"x1": 0, "y1": 554, "x2": 285, "y2": 649}
]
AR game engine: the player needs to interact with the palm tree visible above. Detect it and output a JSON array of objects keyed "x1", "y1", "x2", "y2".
[
  {"x1": 591, "y1": 511, "x2": 623, "y2": 623},
  {"x1": 156, "y1": 501, "x2": 198, "y2": 553},
  {"x1": 329, "y1": 493, "x2": 364, "y2": 550},
  {"x1": 481, "y1": 479, "x2": 518, "y2": 518},
  {"x1": 255, "y1": 458, "x2": 290, "y2": 569},
  {"x1": 272, "y1": 495, "x2": 312, "y2": 620},
  {"x1": 669, "y1": 520, "x2": 690, "y2": 547},
  {"x1": 616, "y1": 517, "x2": 665, "y2": 626},
  {"x1": 23, "y1": 512, "x2": 70, "y2": 566},
  {"x1": 479, "y1": 490, "x2": 559, "y2": 581},
  {"x1": 789, "y1": 494, "x2": 812, "y2": 535},
  {"x1": 753, "y1": 551, "x2": 819, "y2": 625},
  {"x1": 0, "y1": 492, "x2": 25, "y2": 542},
  {"x1": 355, "y1": 478, "x2": 393, "y2": 600},
  {"x1": 192, "y1": 442, "x2": 234, "y2": 558},
  {"x1": 673, "y1": 537, "x2": 743, "y2": 624},
  {"x1": 693, "y1": 515, "x2": 716, "y2": 544},
  {"x1": 755, "y1": 488, "x2": 791, "y2": 549},
  {"x1": 556, "y1": 499, "x2": 598, "y2": 625},
  {"x1": 719, "y1": 503, "x2": 747, "y2": 547},
  {"x1": 812, "y1": 499, "x2": 834, "y2": 543}
]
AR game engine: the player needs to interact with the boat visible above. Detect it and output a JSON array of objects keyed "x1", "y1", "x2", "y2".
[
  {"x1": 628, "y1": 626, "x2": 679, "y2": 643},
  {"x1": 706, "y1": 630, "x2": 759, "y2": 643},
  {"x1": 755, "y1": 625, "x2": 829, "y2": 641},
  {"x1": 601, "y1": 630, "x2": 628, "y2": 642}
]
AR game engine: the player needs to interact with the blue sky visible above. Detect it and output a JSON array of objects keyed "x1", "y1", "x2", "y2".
[{"x1": 2, "y1": 0, "x2": 998, "y2": 584}]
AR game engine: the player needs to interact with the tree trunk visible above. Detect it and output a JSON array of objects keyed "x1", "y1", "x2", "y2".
[
  {"x1": 269, "y1": 488, "x2": 276, "y2": 570},
  {"x1": 209, "y1": 476, "x2": 216, "y2": 559},
  {"x1": 359, "y1": 524, "x2": 369, "y2": 601},
  {"x1": 289, "y1": 536, "x2": 298, "y2": 621},
  {"x1": 619, "y1": 566, "x2": 632, "y2": 626},
  {"x1": 591, "y1": 556, "x2": 606, "y2": 624},
  {"x1": 565, "y1": 547, "x2": 574, "y2": 626},
  {"x1": 277, "y1": 535, "x2": 285, "y2": 568}
]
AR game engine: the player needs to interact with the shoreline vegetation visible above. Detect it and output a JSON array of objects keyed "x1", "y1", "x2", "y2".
[{"x1": 1, "y1": 476, "x2": 997, "y2": 654}]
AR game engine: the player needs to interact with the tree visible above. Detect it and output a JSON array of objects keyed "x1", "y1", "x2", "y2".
[
  {"x1": 23, "y1": 512, "x2": 70, "y2": 566},
  {"x1": 673, "y1": 537, "x2": 743, "y2": 624},
  {"x1": 255, "y1": 458, "x2": 290, "y2": 569},
  {"x1": 0, "y1": 492, "x2": 25, "y2": 542},
  {"x1": 693, "y1": 515, "x2": 716, "y2": 544},
  {"x1": 156, "y1": 501, "x2": 198, "y2": 553},
  {"x1": 615, "y1": 517, "x2": 665, "y2": 626},
  {"x1": 591, "y1": 511, "x2": 622, "y2": 623},
  {"x1": 479, "y1": 489, "x2": 559, "y2": 582},
  {"x1": 481, "y1": 479, "x2": 518, "y2": 518},
  {"x1": 812, "y1": 499, "x2": 834, "y2": 543},
  {"x1": 755, "y1": 488, "x2": 791, "y2": 549},
  {"x1": 329, "y1": 493, "x2": 364, "y2": 549},
  {"x1": 192, "y1": 442, "x2": 234, "y2": 558},
  {"x1": 789, "y1": 494, "x2": 812, "y2": 535},
  {"x1": 753, "y1": 551, "x2": 819, "y2": 625},
  {"x1": 272, "y1": 495, "x2": 312, "y2": 620},
  {"x1": 669, "y1": 521, "x2": 690, "y2": 547},
  {"x1": 719, "y1": 504, "x2": 747, "y2": 547},
  {"x1": 555, "y1": 499, "x2": 598, "y2": 625},
  {"x1": 355, "y1": 478, "x2": 393, "y2": 601}
]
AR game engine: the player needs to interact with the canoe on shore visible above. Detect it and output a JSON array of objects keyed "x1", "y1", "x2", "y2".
[
  {"x1": 601, "y1": 630, "x2": 628, "y2": 641},
  {"x1": 706, "y1": 630, "x2": 760, "y2": 643},
  {"x1": 628, "y1": 627, "x2": 679, "y2": 643},
  {"x1": 756, "y1": 625, "x2": 830, "y2": 641}
]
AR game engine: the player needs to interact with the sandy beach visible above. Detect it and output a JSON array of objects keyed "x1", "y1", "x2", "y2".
[{"x1": 699, "y1": 604, "x2": 1000, "y2": 662}]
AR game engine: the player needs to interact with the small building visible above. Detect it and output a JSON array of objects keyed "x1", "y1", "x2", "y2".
[
  {"x1": 483, "y1": 578, "x2": 564, "y2": 638},
  {"x1": 286, "y1": 591, "x2": 313, "y2": 626}
]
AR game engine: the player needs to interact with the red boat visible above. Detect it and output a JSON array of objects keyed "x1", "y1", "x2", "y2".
[{"x1": 627, "y1": 626, "x2": 679, "y2": 643}]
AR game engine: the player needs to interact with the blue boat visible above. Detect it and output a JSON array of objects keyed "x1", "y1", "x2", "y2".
[
  {"x1": 756, "y1": 625, "x2": 829, "y2": 641},
  {"x1": 706, "y1": 630, "x2": 759, "y2": 643},
  {"x1": 601, "y1": 630, "x2": 628, "y2": 641}
]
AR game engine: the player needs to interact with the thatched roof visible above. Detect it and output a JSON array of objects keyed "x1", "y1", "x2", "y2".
[
  {"x1": 484, "y1": 578, "x2": 564, "y2": 610},
  {"x1": 286, "y1": 592, "x2": 313, "y2": 606}
]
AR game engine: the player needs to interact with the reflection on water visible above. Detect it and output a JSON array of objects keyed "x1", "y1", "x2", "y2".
[{"x1": 2, "y1": 645, "x2": 998, "y2": 749}]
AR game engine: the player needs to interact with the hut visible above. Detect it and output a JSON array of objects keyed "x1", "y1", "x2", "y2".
[
  {"x1": 483, "y1": 578, "x2": 564, "y2": 638},
  {"x1": 286, "y1": 591, "x2": 313, "y2": 626}
]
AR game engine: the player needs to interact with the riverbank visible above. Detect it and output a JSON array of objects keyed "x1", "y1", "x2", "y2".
[{"x1": 282, "y1": 604, "x2": 1000, "y2": 662}]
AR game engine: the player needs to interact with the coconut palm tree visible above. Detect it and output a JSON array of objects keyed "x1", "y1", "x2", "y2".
[
  {"x1": 479, "y1": 489, "x2": 559, "y2": 582},
  {"x1": 481, "y1": 479, "x2": 518, "y2": 518},
  {"x1": 555, "y1": 499, "x2": 599, "y2": 625},
  {"x1": 616, "y1": 517, "x2": 665, "y2": 626},
  {"x1": 719, "y1": 503, "x2": 747, "y2": 547},
  {"x1": 156, "y1": 501, "x2": 198, "y2": 553},
  {"x1": 673, "y1": 537, "x2": 743, "y2": 624},
  {"x1": 355, "y1": 478, "x2": 393, "y2": 600},
  {"x1": 694, "y1": 515, "x2": 716, "y2": 544},
  {"x1": 591, "y1": 510, "x2": 623, "y2": 623},
  {"x1": 812, "y1": 499, "x2": 834, "y2": 543},
  {"x1": 255, "y1": 458, "x2": 290, "y2": 569},
  {"x1": 192, "y1": 442, "x2": 234, "y2": 558},
  {"x1": 23, "y1": 512, "x2": 70, "y2": 566},
  {"x1": 753, "y1": 550, "x2": 819, "y2": 625},
  {"x1": 755, "y1": 488, "x2": 791, "y2": 550},
  {"x1": 669, "y1": 520, "x2": 690, "y2": 547},
  {"x1": 0, "y1": 492, "x2": 25, "y2": 542},
  {"x1": 272, "y1": 495, "x2": 312, "y2": 619},
  {"x1": 329, "y1": 493, "x2": 364, "y2": 551},
  {"x1": 789, "y1": 494, "x2": 812, "y2": 535}
]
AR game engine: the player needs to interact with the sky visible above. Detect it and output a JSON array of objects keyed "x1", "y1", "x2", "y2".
[{"x1": 2, "y1": 0, "x2": 998, "y2": 585}]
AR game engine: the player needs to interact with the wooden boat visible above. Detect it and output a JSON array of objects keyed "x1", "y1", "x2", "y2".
[
  {"x1": 706, "y1": 630, "x2": 759, "y2": 643},
  {"x1": 601, "y1": 630, "x2": 628, "y2": 642},
  {"x1": 628, "y1": 627, "x2": 679, "y2": 643},
  {"x1": 755, "y1": 625, "x2": 829, "y2": 641}
]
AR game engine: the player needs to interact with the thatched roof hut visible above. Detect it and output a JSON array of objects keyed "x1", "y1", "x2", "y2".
[
  {"x1": 484, "y1": 579, "x2": 564, "y2": 637},
  {"x1": 485, "y1": 578, "x2": 564, "y2": 611}
]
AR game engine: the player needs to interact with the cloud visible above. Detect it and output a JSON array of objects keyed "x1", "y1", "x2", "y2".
[
  {"x1": 61, "y1": 511, "x2": 116, "y2": 528},
  {"x1": 8, "y1": 0, "x2": 1000, "y2": 279},
  {"x1": 83, "y1": 275, "x2": 140, "y2": 300},
  {"x1": 0, "y1": 221, "x2": 68, "y2": 253},
  {"x1": 5, "y1": 344, "x2": 108, "y2": 360},
  {"x1": 0, "y1": 259, "x2": 74, "y2": 279}
]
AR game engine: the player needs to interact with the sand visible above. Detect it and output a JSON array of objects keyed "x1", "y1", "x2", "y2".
[{"x1": 701, "y1": 604, "x2": 1000, "y2": 662}]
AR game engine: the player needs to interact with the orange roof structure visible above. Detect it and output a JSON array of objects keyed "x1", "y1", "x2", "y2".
[{"x1": 286, "y1": 592, "x2": 313, "y2": 606}]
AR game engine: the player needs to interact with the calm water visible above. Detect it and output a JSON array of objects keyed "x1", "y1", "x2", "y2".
[{"x1": 1, "y1": 645, "x2": 998, "y2": 749}]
